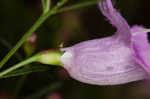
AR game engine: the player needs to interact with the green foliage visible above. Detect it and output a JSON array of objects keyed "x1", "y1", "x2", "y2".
[{"x1": 0, "y1": 65, "x2": 50, "y2": 79}]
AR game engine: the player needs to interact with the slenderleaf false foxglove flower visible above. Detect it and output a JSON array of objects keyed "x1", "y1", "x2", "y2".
[{"x1": 60, "y1": 0, "x2": 150, "y2": 85}]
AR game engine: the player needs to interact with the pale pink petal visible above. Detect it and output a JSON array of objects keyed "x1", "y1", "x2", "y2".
[
  {"x1": 98, "y1": 0, "x2": 131, "y2": 44},
  {"x1": 60, "y1": 0, "x2": 149, "y2": 85},
  {"x1": 61, "y1": 37, "x2": 148, "y2": 85},
  {"x1": 131, "y1": 25, "x2": 150, "y2": 74}
]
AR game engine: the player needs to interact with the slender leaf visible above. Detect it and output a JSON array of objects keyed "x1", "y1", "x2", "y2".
[{"x1": 0, "y1": 65, "x2": 50, "y2": 79}]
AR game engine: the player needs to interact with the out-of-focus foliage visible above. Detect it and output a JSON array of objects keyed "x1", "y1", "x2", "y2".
[{"x1": 0, "y1": 0, "x2": 150, "y2": 99}]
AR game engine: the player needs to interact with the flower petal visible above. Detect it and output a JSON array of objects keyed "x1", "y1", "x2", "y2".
[
  {"x1": 60, "y1": 1, "x2": 149, "y2": 85},
  {"x1": 61, "y1": 37, "x2": 148, "y2": 85},
  {"x1": 98, "y1": 0, "x2": 131, "y2": 44},
  {"x1": 131, "y1": 25, "x2": 150, "y2": 74}
]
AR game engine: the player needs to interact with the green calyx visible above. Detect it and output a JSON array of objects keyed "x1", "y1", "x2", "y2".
[
  {"x1": 37, "y1": 50, "x2": 64, "y2": 66},
  {"x1": 0, "y1": 50, "x2": 64, "y2": 78}
]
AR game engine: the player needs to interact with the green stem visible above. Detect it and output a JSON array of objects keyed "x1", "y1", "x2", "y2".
[
  {"x1": 56, "y1": 0, "x2": 98, "y2": 14},
  {"x1": 42, "y1": 0, "x2": 51, "y2": 14},
  {"x1": 0, "y1": 37, "x2": 23, "y2": 61},
  {"x1": 13, "y1": 55, "x2": 33, "y2": 99},
  {"x1": 0, "y1": 0, "x2": 68, "y2": 69},
  {"x1": 45, "y1": 0, "x2": 51, "y2": 13},
  {"x1": 41, "y1": 0, "x2": 46, "y2": 10},
  {"x1": 0, "y1": 14, "x2": 46, "y2": 69},
  {"x1": 0, "y1": 55, "x2": 39, "y2": 78}
]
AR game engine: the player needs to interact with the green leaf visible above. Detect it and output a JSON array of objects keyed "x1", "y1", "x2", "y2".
[{"x1": 0, "y1": 65, "x2": 50, "y2": 79}]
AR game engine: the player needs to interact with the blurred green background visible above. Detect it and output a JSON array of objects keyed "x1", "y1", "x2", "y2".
[{"x1": 0, "y1": 0, "x2": 150, "y2": 99}]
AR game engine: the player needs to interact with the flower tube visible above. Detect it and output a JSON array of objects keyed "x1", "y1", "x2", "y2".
[{"x1": 60, "y1": 0, "x2": 149, "y2": 85}]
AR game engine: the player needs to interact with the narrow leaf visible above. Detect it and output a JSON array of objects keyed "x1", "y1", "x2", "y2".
[{"x1": 0, "y1": 65, "x2": 50, "y2": 79}]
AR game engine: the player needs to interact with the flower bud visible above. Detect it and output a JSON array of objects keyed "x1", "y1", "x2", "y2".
[{"x1": 24, "y1": 33, "x2": 37, "y2": 57}]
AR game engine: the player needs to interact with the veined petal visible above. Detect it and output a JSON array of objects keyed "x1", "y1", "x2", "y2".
[
  {"x1": 61, "y1": 37, "x2": 148, "y2": 85},
  {"x1": 98, "y1": 0, "x2": 131, "y2": 44},
  {"x1": 131, "y1": 25, "x2": 150, "y2": 74},
  {"x1": 60, "y1": 1, "x2": 149, "y2": 85}
]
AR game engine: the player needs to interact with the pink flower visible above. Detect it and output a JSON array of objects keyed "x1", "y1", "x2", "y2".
[{"x1": 60, "y1": 0, "x2": 149, "y2": 85}]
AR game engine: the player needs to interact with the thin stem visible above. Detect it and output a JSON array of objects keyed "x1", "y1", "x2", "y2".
[
  {"x1": 49, "y1": 0, "x2": 68, "y2": 12},
  {"x1": 56, "y1": 0, "x2": 98, "y2": 14},
  {"x1": 0, "y1": 37, "x2": 23, "y2": 61},
  {"x1": 42, "y1": 0, "x2": 51, "y2": 14},
  {"x1": 0, "y1": 0, "x2": 68, "y2": 69},
  {"x1": 0, "y1": 38, "x2": 27, "y2": 98},
  {"x1": 41, "y1": 0, "x2": 46, "y2": 10},
  {"x1": 0, "y1": 55, "x2": 39, "y2": 78},
  {"x1": 45, "y1": 0, "x2": 51, "y2": 13},
  {"x1": 13, "y1": 55, "x2": 33, "y2": 99},
  {"x1": 0, "y1": 14, "x2": 46, "y2": 69}
]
